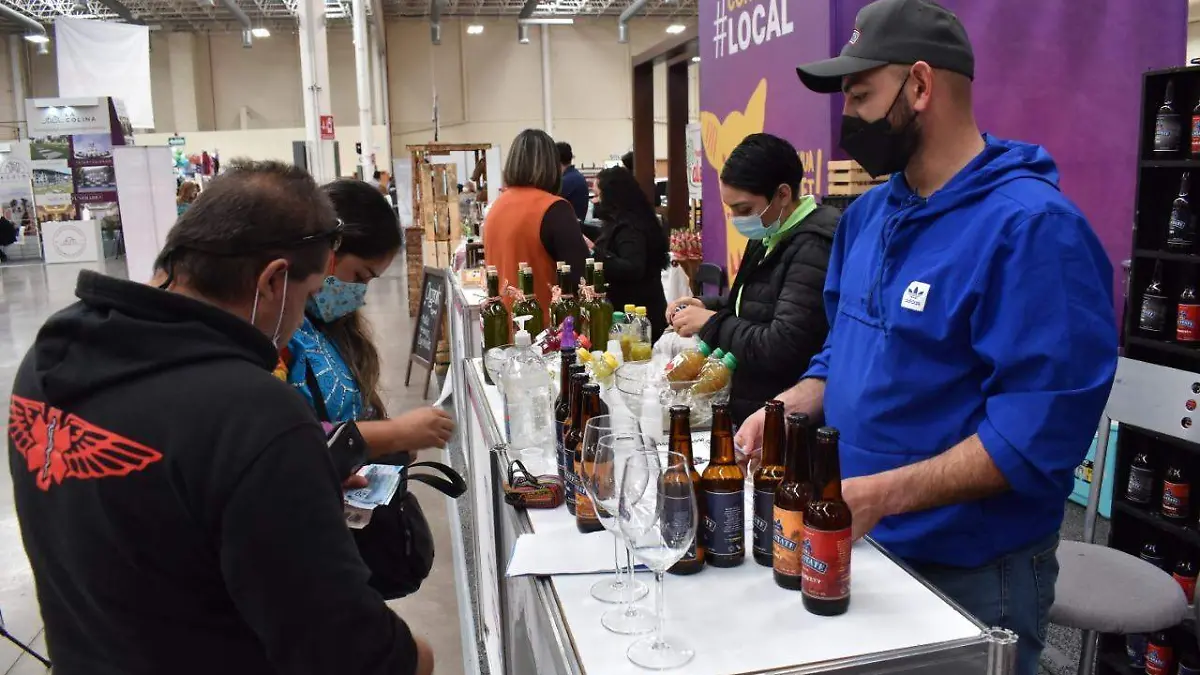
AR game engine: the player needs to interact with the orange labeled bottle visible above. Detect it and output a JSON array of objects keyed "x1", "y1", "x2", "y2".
[
  {"x1": 773, "y1": 412, "x2": 813, "y2": 590},
  {"x1": 802, "y1": 427, "x2": 853, "y2": 616}
]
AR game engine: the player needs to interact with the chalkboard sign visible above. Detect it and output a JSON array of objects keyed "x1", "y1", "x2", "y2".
[{"x1": 406, "y1": 267, "x2": 448, "y2": 398}]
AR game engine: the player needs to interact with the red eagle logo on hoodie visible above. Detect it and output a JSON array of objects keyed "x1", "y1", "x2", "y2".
[{"x1": 7, "y1": 395, "x2": 162, "y2": 491}]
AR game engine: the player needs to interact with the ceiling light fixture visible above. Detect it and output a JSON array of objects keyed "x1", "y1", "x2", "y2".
[
  {"x1": 24, "y1": 34, "x2": 49, "y2": 44},
  {"x1": 665, "y1": 23, "x2": 686, "y2": 34},
  {"x1": 251, "y1": 26, "x2": 270, "y2": 37},
  {"x1": 467, "y1": 24, "x2": 483, "y2": 34},
  {"x1": 691, "y1": 55, "x2": 699, "y2": 62},
  {"x1": 518, "y1": 17, "x2": 574, "y2": 24}
]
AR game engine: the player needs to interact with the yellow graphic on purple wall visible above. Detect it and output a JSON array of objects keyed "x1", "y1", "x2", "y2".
[{"x1": 699, "y1": 79, "x2": 767, "y2": 277}]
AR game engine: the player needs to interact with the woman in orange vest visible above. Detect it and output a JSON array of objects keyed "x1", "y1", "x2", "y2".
[{"x1": 483, "y1": 129, "x2": 589, "y2": 324}]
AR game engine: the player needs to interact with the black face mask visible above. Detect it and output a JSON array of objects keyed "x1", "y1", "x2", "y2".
[{"x1": 839, "y1": 75, "x2": 920, "y2": 178}]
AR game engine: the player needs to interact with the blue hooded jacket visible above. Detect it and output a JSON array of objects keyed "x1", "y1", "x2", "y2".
[{"x1": 805, "y1": 135, "x2": 1118, "y2": 567}]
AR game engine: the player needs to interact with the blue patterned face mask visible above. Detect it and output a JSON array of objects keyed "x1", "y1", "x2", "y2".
[{"x1": 307, "y1": 276, "x2": 368, "y2": 322}]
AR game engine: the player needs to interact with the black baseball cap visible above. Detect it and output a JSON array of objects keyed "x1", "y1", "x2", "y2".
[{"x1": 796, "y1": 0, "x2": 974, "y2": 94}]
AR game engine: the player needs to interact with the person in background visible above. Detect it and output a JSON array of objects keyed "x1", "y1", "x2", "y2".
[
  {"x1": 176, "y1": 180, "x2": 199, "y2": 216},
  {"x1": 0, "y1": 215, "x2": 16, "y2": 262},
  {"x1": 557, "y1": 142, "x2": 590, "y2": 221},
  {"x1": 591, "y1": 167, "x2": 669, "y2": 340},
  {"x1": 737, "y1": 2, "x2": 1118, "y2": 672},
  {"x1": 620, "y1": 151, "x2": 634, "y2": 172},
  {"x1": 284, "y1": 179, "x2": 454, "y2": 456},
  {"x1": 484, "y1": 129, "x2": 589, "y2": 324},
  {"x1": 8, "y1": 160, "x2": 433, "y2": 675},
  {"x1": 667, "y1": 133, "x2": 838, "y2": 424},
  {"x1": 368, "y1": 170, "x2": 382, "y2": 189}
]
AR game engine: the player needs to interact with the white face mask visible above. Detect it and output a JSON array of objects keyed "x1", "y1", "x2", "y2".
[{"x1": 249, "y1": 267, "x2": 289, "y2": 347}]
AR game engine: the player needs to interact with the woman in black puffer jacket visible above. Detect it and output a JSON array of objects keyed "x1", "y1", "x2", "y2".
[
  {"x1": 669, "y1": 133, "x2": 838, "y2": 424},
  {"x1": 592, "y1": 166, "x2": 670, "y2": 340}
]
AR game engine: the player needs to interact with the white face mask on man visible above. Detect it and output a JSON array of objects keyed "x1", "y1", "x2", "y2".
[{"x1": 249, "y1": 267, "x2": 289, "y2": 347}]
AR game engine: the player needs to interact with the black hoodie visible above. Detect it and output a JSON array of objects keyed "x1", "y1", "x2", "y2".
[{"x1": 6, "y1": 271, "x2": 418, "y2": 675}]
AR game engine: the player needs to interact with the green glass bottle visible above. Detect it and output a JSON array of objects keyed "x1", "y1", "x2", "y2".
[
  {"x1": 512, "y1": 266, "x2": 545, "y2": 338},
  {"x1": 551, "y1": 264, "x2": 579, "y2": 328},
  {"x1": 579, "y1": 258, "x2": 596, "y2": 341},
  {"x1": 590, "y1": 261, "x2": 614, "y2": 350},
  {"x1": 481, "y1": 266, "x2": 510, "y2": 386}
]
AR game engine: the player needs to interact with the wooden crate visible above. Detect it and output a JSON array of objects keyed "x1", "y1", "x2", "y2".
[
  {"x1": 417, "y1": 163, "x2": 461, "y2": 242},
  {"x1": 827, "y1": 160, "x2": 887, "y2": 196},
  {"x1": 405, "y1": 227, "x2": 423, "y2": 316}
]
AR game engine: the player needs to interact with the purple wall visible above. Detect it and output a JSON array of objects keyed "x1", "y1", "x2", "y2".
[{"x1": 700, "y1": 0, "x2": 1187, "y2": 310}]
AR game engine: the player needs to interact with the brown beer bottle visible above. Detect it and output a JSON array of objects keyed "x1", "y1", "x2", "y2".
[
  {"x1": 802, "y1": 427, "x2": 853, "y2": 616},
  {"x1": 667, "y1": 405, "x2": 706, "y2": 575},
  {"x1": 560, "y1": 368, "x2": 588, "y2": 515},
  {"x1": 554, "y1": 352, "x2": 578, "y2": 501},
  {"x1": 700, "y1": 403, "x2": 744, "y2": 567},
  {"x1": 574, "y1": 383, "x2": 606, "y2": 533},
  {"x1": 773, "y1": 412, "x2": 813, "y2": 590},
  {"x1": 752, "y1": 401, "x2": 786, "y2": 567}
]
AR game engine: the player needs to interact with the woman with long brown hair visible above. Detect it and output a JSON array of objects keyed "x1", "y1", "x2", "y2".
[{"x1": 283, "y1": 178, "x2": 454, "y2": 455}]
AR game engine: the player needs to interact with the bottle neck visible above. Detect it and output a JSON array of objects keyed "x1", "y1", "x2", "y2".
[
  {"x1": 559, "y1": 354, "x2": 576, "y2": 391},
  {"x1": 760, "y1": 409, "x2": 785, "y2": 465},
  {"x1": 486, "y1": 275, "x2": 500, "y2": 298},
  {"x1": 811, "y1": 439, "x2": 842, "y2": 501},
  {"x1": 783, "y1": 424, "x2": 809, "y2": 482},
  {"x1": 594, "y1": 271, "x2": 606, "y2": 295},
  {"x1": 569, "y1": 378, "x2": 587, "y2": 425},
  {"x1": 521, "y1": 272, "x2": 534, "y2": 295},
  {"x1": 709, "y1": 410, "x2": 736, "y2": 464},
  {"x1": 669, "y1": 416, "x2": 694, "y2": 463}
]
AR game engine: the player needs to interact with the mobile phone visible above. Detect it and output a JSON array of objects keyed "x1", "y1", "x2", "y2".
[{"x1": 327, "y1": 421, "x2": 367, "y2": 480}]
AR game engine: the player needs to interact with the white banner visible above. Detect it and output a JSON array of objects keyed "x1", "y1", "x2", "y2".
[
  {"x1": 686, "y1": 123, "x2": 702, "y2": 201},
  {"x1": 55, "y1": 19, "x2": 153, "y2": 130}
]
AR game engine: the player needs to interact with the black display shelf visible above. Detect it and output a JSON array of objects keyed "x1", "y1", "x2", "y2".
[
  {"x1": 1099, "y1": 648, "x2": 1139, "y2": 675},
  {"x1": 1119, "y1": 422, "x2": 1200, "y2": 455},
  {"x1": 1113, "y1": 500, "x2": 1200, "y2": 548},
  {"x1": 1140, "y1": 159, "x2": 1200, "y2": 168},
  {"x1": 1134, "y1": 249, "x2": 1200, "y2": 263},
  {"x1": 1127, "y1": 336, "x2": 1200, "y2": 359}
]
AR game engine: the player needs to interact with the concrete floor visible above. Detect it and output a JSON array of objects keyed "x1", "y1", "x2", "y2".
[
  {"x1": 0, "y1": 257, "x2": 465, "y2": 674},
  {"x1": 0, "y1": 255, "x2": 1110, "y2": 675}
]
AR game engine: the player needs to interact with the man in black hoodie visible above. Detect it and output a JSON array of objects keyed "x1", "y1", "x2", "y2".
[{"x1": 6, "y1": 160, "x2": 433, "y2": 675}]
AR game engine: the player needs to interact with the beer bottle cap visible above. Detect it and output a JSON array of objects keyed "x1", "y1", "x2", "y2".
[
  {"x1": 582, "y1": 383, "x2": 600, "y2": 395},
  {"x1": 786, "y1": 411, "x2": 809, "y2": 425},
  {"x1": 816, "y1": 426, "x2": 840, "y2": 441},
  {"x1": 669, "y1": 404, "x2": 690, "y2": 417}
]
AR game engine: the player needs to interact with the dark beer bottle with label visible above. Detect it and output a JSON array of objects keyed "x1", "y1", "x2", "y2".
[
  {"x1": 1141, "y1": 540, "x2": 1168, "y2": 570},
  {"x1": 558, "y1": 366, "x2": 587, "y2": 514},
  {"x1": 1140, "y1": 261, "x2": 1169, "y2": 334},
  {"x1": 1126, "y1": 449, "x2": 1154, "y2": 505},
  {"x1": 667, "y1": 405, "x2": 706, "y2": 575},
  {"x1": 1180, "y1": 278, "x2": 1200, "y2": 343},
  {"x1": 481, "y1": 267, "x2": 510, "y2": 386},
  {"x1": 700, "y1": 403, "x2": 744, "y2": 567},
  {"x1": 773, "y1": 412, "x2": 813, "y2": 590},
  {"x1": 1174, "y1": 557, "x2": 1198, "y2": 604},
  {"x1": 1156, "y1": 79, "x2": 1183, "y2": 154},
  {"x1": 1162, "y1": 456, "x2": 1191, "y2": 521},
  {"x1": 802, "y1": 427, "x2": 853, "y2": 616},
  {"x1": 1146, "y1": 631, "x2": 1175, "y2": 675},
  {"x1": 1168, "y1": 173, "x2": 1195, "y2": 252},
  {"x1": 574, "y1": 383, "x2": 607, "y2": 533},
  {"x1": 752, "y1": 400, "x2": 787, "y2": 567}
]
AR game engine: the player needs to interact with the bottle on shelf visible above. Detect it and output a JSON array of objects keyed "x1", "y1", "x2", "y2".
[
  {"x1": 1167, "y1": 172, "x2": 1195, "y2": 252},
  {"x1": 700, "y1": 403, "x2": 745, "y2": 567},
  {"x1": 1139, "y1": 260, "x2": 1169, "y2": 334},
  {"x1": 667, "y1": 404, "x2": 707, "y2": 575},
  {"x1": 551, "y1": 264, "x2": 580, "y2": 328},
  {"x1": 512, "y1": 264, "x2": 545, "y2": 339},
  {"x1": 1146, "y1": 630, "x2": 1175, "y2": 675},
  {"x1": 1161, "y1": 455, "x2": 1191, "y2": 520},
  {"x1": 692, "y1": 351, "x2": 738, "y2": 396},
  {"x1": 574, "y1": 383, "x2": 608, "y2": 534},
  {"x1": 589, "y1": 262, "x2": 614, "y2": 350},
  {"x1": 664, "y1": 339, "x2": 713, "y2": 382},
  {"x1": 1155, "y1": 78, "x2": 1183, "y2": 154},
  {"x1": 1173, "y1": 557, "x2": 1198, "y2": 603},
  {"x1": 1192, "y1": 95, "x2": 1200, "y2": 158},
  {"x1": 774, "y1": 412, "x2": 813, "y2": 589},
  {"x1": 482, "y1": 266, "x2": 511, "y2": 386},
  {"x1": 1140, "y1": 540, "x2": 1168, "y2": 570},
  {"x1": 500, "y1": 315, "x2": 555, "y2": 453},
  {"x1": 1180, "y1": 276, "x2": 1200, "y2": 343},
  {"x1": 752, "y1": 401, "x2": 786, "y2": 567},
  {"x1": 609, "y1": 311, "x2": 629, "y2": 361},
  {"x1": 556, "y1": 362, "x2": 585, "y2": 514},
  {"x1": 1179, "y1": 644, "x2": 1200, "y2": 675},
  {"x1": 1127, "y1": 449, "x2": 1155, "y2": 505},
  {"x1": 802, "y1": 427, "x2": 853, "y2": 616},
  {"x1": 579, "y1": 258, "x2": 596, "y2": 340}
]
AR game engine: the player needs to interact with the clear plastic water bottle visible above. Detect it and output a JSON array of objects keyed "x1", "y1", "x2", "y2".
[{"x1": 502, "y1": 316, "x2": 557, "y2": 456}]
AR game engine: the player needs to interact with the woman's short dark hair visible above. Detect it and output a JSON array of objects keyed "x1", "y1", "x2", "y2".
[
  {"x1": 504, "y1": 129, "x2": 562, "y2": 194},
  {"x1": 154, "y1": 159, "x2": 336, "y2": 302},
  {"x1": 596, "y1": 166, "x2": 669, "y2": 271},
  {"x1": 323, "y1": 179, "x2": 401, "y2": 261},
  {"x1": 720, "y1": 133, "x2": 803, "y2": 200}
]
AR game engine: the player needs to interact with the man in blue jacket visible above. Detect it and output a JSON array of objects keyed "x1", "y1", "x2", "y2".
[
  {"x1": 557, "y1": 141, "x2": 591, "y2": 221},
  {"x1": 736, "y1": 1, "x2": 1117, "y2": 672}
]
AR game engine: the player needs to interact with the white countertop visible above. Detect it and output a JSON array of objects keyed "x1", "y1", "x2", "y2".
[{"x1": 472, "y1": 360, "x2": 985, "y2": 675}]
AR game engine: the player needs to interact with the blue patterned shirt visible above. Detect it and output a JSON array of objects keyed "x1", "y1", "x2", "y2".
[{"x1": 287, "y1": 317, "x2": 364, "y2": 423}]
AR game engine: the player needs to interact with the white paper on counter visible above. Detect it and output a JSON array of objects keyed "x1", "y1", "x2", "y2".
[{"x1": 506, "y1": 531, "x2": 632, "y2": 577}]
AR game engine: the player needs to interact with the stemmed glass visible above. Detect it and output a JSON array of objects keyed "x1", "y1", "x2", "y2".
[
  {"x1": 580, "y1": 416, "x2": 649, "y2": 605},
  {"x1": 619, "y1": 450, "x2": 698, "y2": 670},
  {"x1": 587, "y1": 431, "x2": 659, "y2": 635}
]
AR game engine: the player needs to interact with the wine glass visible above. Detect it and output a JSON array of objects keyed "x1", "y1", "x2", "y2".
[
  {"x1": 581, "y1": 416, "x2": 649, "y2": 605},
  {"x1": 588, "y1": 432, "x2": 659, "y2": 635},
  {"x1": 619, "y1": 450, "x2": 697, "y2": 670}
]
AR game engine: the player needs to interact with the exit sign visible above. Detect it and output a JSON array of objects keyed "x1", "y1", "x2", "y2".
[{"x1": 168, "y1": 136, "x2": 185, "y2": 147}]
